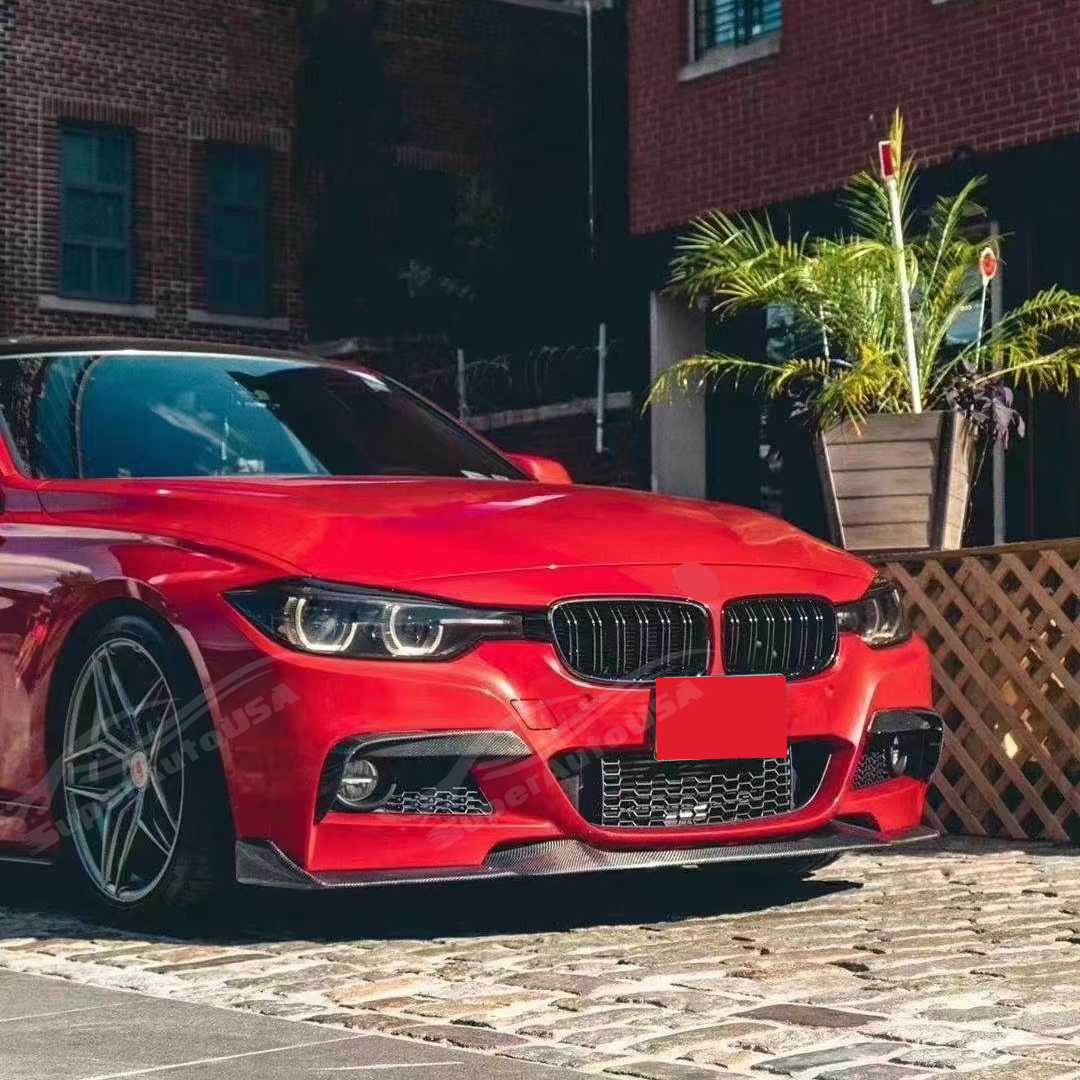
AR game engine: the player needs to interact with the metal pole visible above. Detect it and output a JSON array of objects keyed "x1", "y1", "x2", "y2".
[
  {"x1": 456, "y1": 348, "x2": 467, "y2": 422},
  {"x1": 992, "y1": 428, "x2": 1006, "y2": 543},
  {"x1": 584, "y1": 0, "x2": 605, "y2": 455},
  {"x1": 885, "y1": 173, "x2": 922, "y2": 414},
  {"x1": 975, "y1": 275, "x2": 1005, "y2": 541},
  {"x1": 584, "y1": 0, "x2": 596, "y2": 255},
  {"x1": 987, "y1": 237, "x2": 1006, "y2": 543},
  {"x1": 596, "y1": 322, "x2": 607, "y2": 453},
  {"x1": 974, "y1": 278, "x2": 989, "y2": 373}
]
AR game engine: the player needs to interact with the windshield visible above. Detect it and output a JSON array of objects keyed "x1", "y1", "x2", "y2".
[{"x1": 0, "y1": 352, "x2": 524, "y2": 481}]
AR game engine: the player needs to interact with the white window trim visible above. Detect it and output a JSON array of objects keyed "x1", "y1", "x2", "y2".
[
  {"x1": 488, "y1": 0, "x2": 606, "y2": 13},
  {"x1": 187, "y1": 309, "x2": 290, "y2": 332},
  {"x1": 680, "y1": 30, "x2": 781, "y2": 81},
  {"x1": 38, "y1": 294, "x2": 157, "y2": 319}
]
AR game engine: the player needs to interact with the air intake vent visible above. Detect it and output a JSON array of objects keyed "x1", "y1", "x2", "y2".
[
  {"x1": 550, "y1": 599, "x2": 710, "y2": 683},
  {"x1": 553, "y1": 742, "x2": 831, "y2": 830},
  {"x1": 376, "y1": 760, "x2": 492, "y2": 816},
  {"x1": 377, "y1": 785, "x2": 492, "y2": 816},
  {"x1": 579, "y1": 753, "x2": 793, "y2": 828},
  {"x1": 722, "y1": 597, "x2": 837, "y2": 679}
]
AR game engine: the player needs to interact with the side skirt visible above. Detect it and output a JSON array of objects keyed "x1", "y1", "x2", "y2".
[{"x1": 0, "y1": 851, "x2": 56, "y2": 868}]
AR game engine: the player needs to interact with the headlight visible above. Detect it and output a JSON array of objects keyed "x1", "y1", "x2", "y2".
[
  {"x1": 836, "y1": 576, "x2": 911, "y2": 648},
  {"x1": 227, "y1": 580, "x2": 526, "y2": 660}
]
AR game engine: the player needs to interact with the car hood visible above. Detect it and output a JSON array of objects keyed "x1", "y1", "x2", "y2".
[{"x1": 38, "y1": 477, "x2": 873, "y2": 601}]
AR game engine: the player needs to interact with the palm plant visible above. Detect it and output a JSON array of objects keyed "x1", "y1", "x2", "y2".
[{"x1": 647, "y1": 114, "x2": 1080, "y2": 436}]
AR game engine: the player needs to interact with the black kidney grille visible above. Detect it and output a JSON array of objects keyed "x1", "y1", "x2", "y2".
[
  {"x1": 550, "y1": 600, "x2": 710, "y2": 683},
  {"x1": 722, "y1": 597, "x2": 837, "y2": 679},
  {"x1": 596, "y1": 753, "x2": 793, "y2": 828}
]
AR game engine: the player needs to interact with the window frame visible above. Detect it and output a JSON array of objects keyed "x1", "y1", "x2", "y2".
[
  {"x1": 205, "y1": 144, "x2": 272, "y2": 317},
  {"x1": 688, "y1": 0, "x2": 782, "y2": 68},
  {"x1": 57, "y1": 123, "x2": 135, "y2": 303}
]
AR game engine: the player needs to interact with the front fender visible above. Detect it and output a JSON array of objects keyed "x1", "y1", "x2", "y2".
[{"x1": 0, "y1": 523, "x2": 284, "y2": 841}]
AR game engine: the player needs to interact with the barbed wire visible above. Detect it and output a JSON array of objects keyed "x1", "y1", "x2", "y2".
[{"x1": 408, "y1": 339, "x2": 624, "y2": 416}]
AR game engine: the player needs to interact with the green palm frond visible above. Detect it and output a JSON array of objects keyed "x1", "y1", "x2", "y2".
[
  {"x1": 669, "y1": 211, "x2": 808, "y2": 315},
  {"x1": 648, "y1": 111, "x2": 1080, "y2": 431},
  {"x1": 644, "y1": 353, "x2": 785, "y2": 408},
  {"x1": 922, "y1": 176, "x2": 987, "y2": 300},
  {"x1": 770, "y1": 356, "x2": 833, "y2": 392},
  {"x1": 982, "y1": 347, "x2": 1080, "y2": 394}
]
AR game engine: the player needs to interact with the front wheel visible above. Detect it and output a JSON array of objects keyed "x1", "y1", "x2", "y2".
[{"x1": 52, "y1": 613, "x2": 232, "y2": 919}]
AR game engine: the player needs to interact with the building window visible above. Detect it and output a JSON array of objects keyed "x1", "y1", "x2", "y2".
[
  {"x1": 694, "y1": 0, "x2": 782, "y2": 57},
  {"x1": 206, "y1": 146, "x2": 269, "y2": 315},
  {"x1": 59, "y1": 125, "x2": 134, "y2": 302}
]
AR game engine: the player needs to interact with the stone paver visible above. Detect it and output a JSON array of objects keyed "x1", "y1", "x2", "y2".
[{"x1": 0, "y1": 838, "x2": 1078, "y2": 1078}]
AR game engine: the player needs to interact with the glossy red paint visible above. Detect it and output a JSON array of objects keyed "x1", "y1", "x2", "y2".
[
  {"x1": 0, "y1": 341, "x2": 937, "y2": 882},
  {"x1": 503, "y1": 452, "x2": 573, "y2": 485}
]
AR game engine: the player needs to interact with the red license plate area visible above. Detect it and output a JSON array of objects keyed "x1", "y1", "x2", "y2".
[{"x1": 654, "y1": 675, "x2": 787, "y2": 761}]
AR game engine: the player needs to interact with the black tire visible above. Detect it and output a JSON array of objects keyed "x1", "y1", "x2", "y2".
[{"x1": 48, "y1": 610, "x2": 234, "y2": 922}]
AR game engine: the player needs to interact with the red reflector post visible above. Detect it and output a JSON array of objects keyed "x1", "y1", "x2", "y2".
[{"x1": 878, "y1": 140, "x2": 896, "y2": 179}]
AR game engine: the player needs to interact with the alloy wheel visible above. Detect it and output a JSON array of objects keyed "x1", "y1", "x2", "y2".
[{"x1": 61, "y1": 638, "x2": 185, "y2": 904}]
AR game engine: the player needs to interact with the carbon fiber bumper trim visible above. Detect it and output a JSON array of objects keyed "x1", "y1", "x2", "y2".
[
  {"x1": 235, "y1": 823, "x2": 939, "y2": 890},
  {"x1": 345, "y1": 731, "x2": 531, "y2": 760}
]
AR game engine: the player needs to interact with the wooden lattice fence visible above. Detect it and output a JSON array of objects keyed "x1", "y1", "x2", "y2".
[{"x1": 880, "y1": 542, "x2": 1080, "y2": 843}]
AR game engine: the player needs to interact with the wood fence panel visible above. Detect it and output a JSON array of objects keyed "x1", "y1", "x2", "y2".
[{"x1": 881, "y1": 541, "x2": 1080, "y2": 843}]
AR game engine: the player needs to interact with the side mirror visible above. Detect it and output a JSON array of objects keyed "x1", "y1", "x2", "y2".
[{"x1": 503, "y1": 452, "x2": 573, "y2": 485}]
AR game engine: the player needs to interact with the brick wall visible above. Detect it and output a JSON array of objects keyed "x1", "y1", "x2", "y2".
[
  {"x1": 629, "y1": 0, "x2": 1080, "y2": 236},
  {"x1": 375, "y1": 0, "x2": 585, "y2": 177},
  {"x1": 0, "y1": 0, "x2": 305, "y2": 344}
]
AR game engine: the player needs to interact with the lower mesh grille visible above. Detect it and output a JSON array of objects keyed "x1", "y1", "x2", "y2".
[
  {"x1": 377, "y1": 785, "x2": 492, "y2": 816},
  {"x1": 594, "y1": 754, "x2": 793, "y2": 828},
  {"x1": 853, "y1": 738, "x2": 895, "y2": 788},
  {"x1": 553, "y1": 742, "x2": 832, "y2": 829},
  {"x1": 374, "y1": 759, "x2": 493, "y2": 816}
]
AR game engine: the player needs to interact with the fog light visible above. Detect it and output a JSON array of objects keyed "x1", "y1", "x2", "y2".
[
  {"x1": 338, "y1": 755, "x2": 380, "y2": 807},
  {"x1": 889, "y1": 735, "x2": 910, "y2": 777}
]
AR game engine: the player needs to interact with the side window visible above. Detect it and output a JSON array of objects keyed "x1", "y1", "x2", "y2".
[
  {"x1": 0, "y1": 355, "x2": 83, "y2": 477},
  {"x1": 59, "y1": 125, "x2": 134, "y2": 301},
  {"x1": 206, "y1": 146, "x2": 270, "y2": 315},
  {"x1": 694, "y1": 0, "x2": 782, "y2": 58}
]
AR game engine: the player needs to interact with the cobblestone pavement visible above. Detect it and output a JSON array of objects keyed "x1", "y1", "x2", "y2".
[{"x1": 1, "y1": 839, "x2": 1079, "y2": 1079}]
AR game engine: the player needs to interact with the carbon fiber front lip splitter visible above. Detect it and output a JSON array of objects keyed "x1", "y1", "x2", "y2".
[{"x1": 234, "y1": 822, "x2": 939, "y2": 890}]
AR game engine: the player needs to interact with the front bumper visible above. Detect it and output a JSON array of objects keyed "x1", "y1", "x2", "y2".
[
  {"x1": 236, "y1": 822, "x2": 939, "y2": 889},
  {"x1": 190, "y1": 581, "x2": 938, "y2": 881}
]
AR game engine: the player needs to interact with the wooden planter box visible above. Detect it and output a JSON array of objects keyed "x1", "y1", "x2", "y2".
[{"x1": 817, "y1": 411, "x2": 976, "y2": 552}]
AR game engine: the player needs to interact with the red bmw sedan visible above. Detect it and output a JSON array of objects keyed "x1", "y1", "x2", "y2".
[{"x1": 0, "y1": 340, "x2": 941, "y2": 915}]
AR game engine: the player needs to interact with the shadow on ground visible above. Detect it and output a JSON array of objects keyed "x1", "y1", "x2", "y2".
[{"x1": 0, "y1": 861, "x2": 859, "y2": 946}]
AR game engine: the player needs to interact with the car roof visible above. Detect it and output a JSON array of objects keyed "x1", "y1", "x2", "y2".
[{"x1": 0, "y1": 336, "x2": 328, "y2": 363}]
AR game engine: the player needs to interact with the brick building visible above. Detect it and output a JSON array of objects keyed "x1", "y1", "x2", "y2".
[
  {"x1": 0, "y1": 0, "x2": 605, "y2": 351},
  {"x1": 0, "y1": 0, "x2": 306, "y2": 345},
  {"x1": 630, "y1": 0, "x2": 1080, "y2": 542},
  {"x1": 299, "y1": 0, "x2": 598, "y2": 347},
  {"x1": 389, "y1": 0, "x2": 617, "y2": 342},
  {"x1": 305, "y1": 0, "x2": 639, "y2": 486}
]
